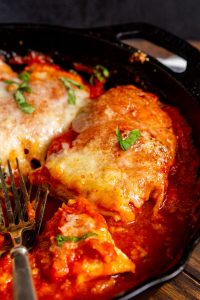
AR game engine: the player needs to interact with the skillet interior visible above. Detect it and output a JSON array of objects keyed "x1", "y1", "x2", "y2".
[{"x1": 0, "y1": 23, "x2": 199, "y2": 299}]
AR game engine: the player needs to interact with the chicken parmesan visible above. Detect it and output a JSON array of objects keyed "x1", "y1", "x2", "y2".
[
  {"x1": 0, "y1": 51, "x2": 199, "y2": 300},
  {"x1": 0, "y1": 59, "x2": 89, "y2": 174},
  {"x1": 32, "y1": 198, "x2": 134, "y2": 292},
  {"x1": 36, "y1": 85, "x2": 176, "y2": 222}
]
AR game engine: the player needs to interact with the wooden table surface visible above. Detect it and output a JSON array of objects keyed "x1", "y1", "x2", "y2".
[{"x1": 124, "y1": 39, "x2": 200, "y2": 300}]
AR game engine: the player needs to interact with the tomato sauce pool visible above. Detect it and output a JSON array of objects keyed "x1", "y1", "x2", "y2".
[
  {"x1": 0, "y1": 102, "x2": 199, "y2": 299},
  {"x1": 102, "y1": 104, "x2": 199, "y2": 298}
]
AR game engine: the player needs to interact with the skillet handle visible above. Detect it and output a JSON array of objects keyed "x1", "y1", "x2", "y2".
[{"x1": 88, "y1": 23, "x2": 200, "y2": 98}]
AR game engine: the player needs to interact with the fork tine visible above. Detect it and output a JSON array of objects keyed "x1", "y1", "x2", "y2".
[
  {"x1": 34, "y1": 186, "x2": 41, "y2": 211},
  {"x1": 0, "y1": 200, "x2": 4, "y2": 226},
  {"x1": 7, "y1": 160, "x2": 23, "y2": 221},
  {"x1": 35, "y1": 188, "x2": 49, "y2": 233},
  {"x1": 16, "y1": 158, "x2": 29, "y2": 216},
  {"x1": 28, "y1": 183, "x2": 33, "y2": 198},
  {"x1": 0, "y1": 164, "x2": 14, "y2": 225}
]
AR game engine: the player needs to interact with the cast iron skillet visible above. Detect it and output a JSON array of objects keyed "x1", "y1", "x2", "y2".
[{"x1": 0, "y1": 23, "x2": 199, "y2": 299}]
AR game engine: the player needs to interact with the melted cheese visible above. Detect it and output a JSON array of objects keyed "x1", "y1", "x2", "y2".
[
  {"x1": 0, "y1": 61, "x2": 89, "y2": 173},
  {"x1": 34, "y1": 198, "x2": 135, "y2": 285},
  {"x1": 45, "y1": 85, "x2": 176, "y2": 222}
]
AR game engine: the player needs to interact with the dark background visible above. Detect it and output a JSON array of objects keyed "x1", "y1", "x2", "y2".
[{"x1": 0, "y1": 0, "x2": 199, "y2": 39}]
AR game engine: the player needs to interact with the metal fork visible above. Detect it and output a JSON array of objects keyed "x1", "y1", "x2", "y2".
[{"x1": 0, "y1": 159, "x2": 49, "y2": 300}]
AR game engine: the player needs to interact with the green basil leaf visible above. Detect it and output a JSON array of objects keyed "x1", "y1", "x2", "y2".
[
  {"x1": 96, "y1": 65, "x2": 109, "y2": 78},
  {"x1": 4, "y1": 79, "x2": 18, "y2": 85},
  {"x1": 19, "y1": 82, "x2": 32, "y2": 93},
  {"x1": 69, "y1": 69, "x2": 78, "y2": 75},
  {"x1": 116, "y1": 127, "x2": 141, "y2": 151},
  {"x1": 60, "y1": 76, "x2": 83, "y2": 90},
  {"x1": 55, "y1": 232, "x2": 98, "y2": 247},
  {"x1": 18, "y1": 71, "x2": 30, "y2": 82},
  {"x1": 89, "y1": 75, "x2": 94, "y2": 85},
  {"x1": 4, "y1": 71, "x2": 34, "y2": 114},
  {"x1": 14, "y1": 90, "x2": 25, "y2": 104},
  {"x1": 60, "y1": 77, "x2": 78, "y2": 105},
  {"x1": 65, "y1": 78, "x2": 84, "y2": 90},
  {"x1": 67, "y1": 88, "x2": 76, "y2": 105},
  {"x1": 60, "y1": 77, "x2": 71, "y2": 88},
  {"x1": 14, "y1": 90, "x2": 35, "y2": 114},
  {"x1": 90, "y1": 65, "x2": 109, "y2": 84},
  {"x1": 94, "y1": 69, "x2": 104, "y2": 82},
  {"x1": 19, "y1": 102, "x2": 35, "y2": 114}
]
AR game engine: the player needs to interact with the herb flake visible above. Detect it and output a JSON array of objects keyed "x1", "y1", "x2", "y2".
[
  {"x1": 14, "y1": 90, "x2": 35, "y2": 114},
  {"x1": 4, "y1": 71, "x2": 34, "y2": 114},
  {"x1": 116, "y1": 127, "x2": 141, "y2": 151},
  {"x1": 90, "y1": 65, "x2": 109, "y2": 84},
  {"x1": 18, "y1": 71, "x2": 31, "y2": 82},
  {"x1": 60, "y1": 77, "x2": 84, "y2": 105},
  {"x1": 55, "y1": 232, "x2": 98, "y2": 247},
  {"x1": 18, "y1": 82, "x2": 32, "y2": 93},
  {"x1": 4, "y1": 79, "x2": 18, "y2": 85}
]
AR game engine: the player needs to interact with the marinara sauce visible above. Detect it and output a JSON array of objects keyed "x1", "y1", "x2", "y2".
[{"x1": 0, "y1": 103, "x2": 198, "y2": 300}]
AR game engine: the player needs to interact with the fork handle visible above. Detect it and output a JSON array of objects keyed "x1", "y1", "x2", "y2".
[{"x1": 11, "y1": 246, "x2": 37, "y2": 300}]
